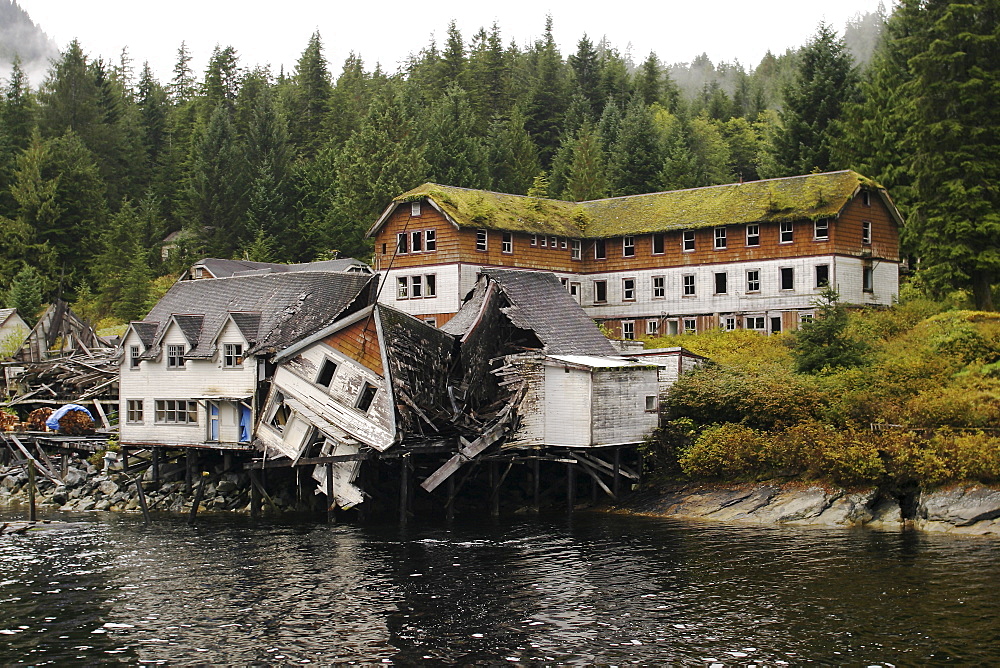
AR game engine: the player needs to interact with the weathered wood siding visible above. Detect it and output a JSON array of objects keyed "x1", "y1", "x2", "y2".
[
  {"x1": 542, "y1": 365, "x2": 592, "y2": 447},
  {"x1": 323, "y1": 317, "x2": 383, "y2": 375},
  {"x1": 589, "y1": 367, "x2": 660, "y2": 446}
]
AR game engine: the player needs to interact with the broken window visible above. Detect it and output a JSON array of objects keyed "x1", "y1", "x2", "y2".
[
  {"x1": 223, "y1": 343, "x2": 243, "y2": 368},
  {"x1": 652, "y1": 276, "x2": 665, "y2": 298},
  {"x1": 623, "y1": 236, "x2": 635, "y2": 257},
  {"x1": 130, "y1": 345, "x2": 141, "y2": 369},
  {"x1": 684, "y1": 318, "x2": 697, "y2": 334},
  {"x1": 862, "y1": 221, "x2": 872, "y2": 245},
  {"x1": 411, "y1": 230, "x2": 424, "y2": 252},
  {"x1": 780, "y1": 267, "x2": 794, "y2": 290},
  {"x1": 652, "y1": 233, "x2": 665, "y2": 255},
  {"x1": 646, "y1": 320, "x2": 659, "y2": 335},
  {"x1": 594, "y1": 240, "x2": 606, "y2": 260},
  {"x1": 424, "y1": 274, "x2": 436, "y2": 297},
  {"x1": 622, "y1": 321, "x2": 635, "y2": 340},
  {"x1": 714, "y1": 227, "x2": 727, "y2": 249},
  {"x1": 683, "y1": 230, "x2": 695, "y2": 251},
  {"x1": 316, "y1": 358, "x2": 337, "y2": 388},
  {"x1": 863, "y1": 265, "x2": 874, "y2": 292},
  {"x1": 267, "y1": 392, "x2": 290, "y2": 432},
  {"x1": 502, "y1": 232, "x2": 513, "y2": 254},
  {"x1": 126, "y1": 399, "x2": 143, "y2": 424},
  {"x1": 780, "y1": 221, "x2": 794, "y2": 243},
  {"x1": 166, "y1": 345, "x2": 185, "y2": 368},
  {"x1": 304, "y1": 428, "x2": 327, "y2": 459},
  {"x1": 411, "y1": 275, "x2": 423, "y2": 298},
  {"x1": 397, "y1": 232, "x2": 408, "y2": 254},
  {"x1": 862, "y1": 191, "x2": 871, "y2": 207},
  {"x1": 397, "y1": 277, "x2": 408, "y2": 299},
  {"x1": 425, "y1": 229, "x2": 436, "y2": 251},
  {"x1": 622, "y1": 278, "x2": 636, "y2": 301},
  {"x1": 816, "y1": 264, "x2": 829, "y2": 288},
  {"x1": 356, "y1": 383, "x2": 378, "y2": 413},
  {"x1": 715, "y1": 272, "x2": 728, "y2": 294},
  {"x1": 746, "y1": 224, "x2": 760, "y2": 246},
  {"x1": 682, "y1": 274, "x2": 695, "y2": 296},
  {"x1": 571, "y1": 239, "x2": 582, "y2": 260},
  {"x1": 476, "y1": 229, "x2": 487, "y2": 251},
  {"x1": 594, "y1": 280, "x2": 608, "y2": 303}
]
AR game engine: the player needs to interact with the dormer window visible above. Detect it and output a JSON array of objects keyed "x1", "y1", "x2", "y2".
[
  {"x1": 167, "y1": 345, "x2": 185, "y2": 368},
  {"x1": 411, "y1": 201, "x2": 422, "y2": 216},
  {"x1": 130, "y1": 345, "x2": 141, "y2": 369},
  {"x1": 223, "y1": 343, "x2": 243, "y2": 368},
  {"x1": 862, "y1": 191, "x2": 871, "y2": 207}
]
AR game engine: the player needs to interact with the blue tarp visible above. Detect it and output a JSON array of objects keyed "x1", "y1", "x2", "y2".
[{"x1": 46, "y1": 404, "x2": 94, "y2": 431}]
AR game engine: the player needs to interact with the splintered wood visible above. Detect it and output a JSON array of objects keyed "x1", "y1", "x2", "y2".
[{"x1": 4, "y1": 350, "x2": 119, "y2": 407}]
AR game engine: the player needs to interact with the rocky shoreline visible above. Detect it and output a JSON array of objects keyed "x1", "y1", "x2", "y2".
[
  {"x1": 614, "y1": 481, "x2": 1000, "y2": 535},
  {"x1": 0, "y1": 454, "x2": 266, "y2": 516}
]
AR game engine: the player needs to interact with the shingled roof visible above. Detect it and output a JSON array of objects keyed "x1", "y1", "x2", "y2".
[
  {"x1": 190, "y1": 257, "x2": 371, "y2": 279},
  {"x1": 443, "y1": 269, "x2": 616, "y2": 356},
  {"x1": 372, "y1": 170, "x2": 898, "y2": 239},
  {"x1": 137, "y1": 271, "x2": 376, "y2": 359}
]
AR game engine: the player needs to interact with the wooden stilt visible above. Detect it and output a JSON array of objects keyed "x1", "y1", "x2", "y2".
[
  {"x1": 613, "y1": 448, "x2": 621, "y2": 499},
  {"x1": 61, "y1": 449, "x2": 68, "y2": 477},
  {"x1": 152, "y1": 448, "x2": 160, "y2": 485},
  {"x1": 399, "y1": 454, "x2": 410, "y2": 525},
  {"x1": 188, "y1": 472, "x2": 206, "y2": 525},
  {"x1": 185, "y1": 450, "x2": 194, "y2": 495},
  {"x1": 134, "y1": 475, "x2": 151, "y2": 525},
  {"x1": 533, "y1": 457, "x2": 541, "y2": 513},
  {"x1": 27, "y1": 459, "x2": 36, "y2": 522},
  {"x1": 356, "y1": 462, "x2": 368, "y2": 523},
  {"x1": 250, "y1": 469, "x2": 262, "y2": 518},
  {"x1": 489, "y1": 461, "x2": 499, "y2": 517},
  {"x1": 566, "y1": 462, "x2": 575, "y2": 513},
  {"x1": 326, "y1": 462, "x2": 335, "y2": 523},
  {"x1": 121, "y1": 447, "x2": 130, "y2": 471},
  {"x1": 446, "y1": 474, "x2": 455, "y2": 521}
]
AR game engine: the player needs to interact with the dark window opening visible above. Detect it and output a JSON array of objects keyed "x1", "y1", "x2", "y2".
[
  {"x1": 316, "y1": 359, "x2": 337, "y2": 388},
  {"x1": 357, "y1": 383, "x2": 378, "y2": 413}
]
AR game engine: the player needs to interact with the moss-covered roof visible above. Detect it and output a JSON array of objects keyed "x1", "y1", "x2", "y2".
[{"x1": 385, "y1": 171, "x2": 886, "y2": 239}]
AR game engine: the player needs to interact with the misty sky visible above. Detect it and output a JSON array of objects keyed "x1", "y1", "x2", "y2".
[{"x1": 17, "y1": 0, "x2": 888, "y2": 81}]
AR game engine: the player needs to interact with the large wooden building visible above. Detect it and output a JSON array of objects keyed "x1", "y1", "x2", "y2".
[{"x1": 367, "y1": 170, "x2": 903, "y2": 338}]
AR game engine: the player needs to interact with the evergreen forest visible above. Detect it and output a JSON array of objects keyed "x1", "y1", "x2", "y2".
[{"x1": 0, "y1": 0, "x2": 996, "y2": 329}]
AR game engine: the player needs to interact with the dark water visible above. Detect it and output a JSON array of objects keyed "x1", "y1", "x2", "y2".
[{"x1": 1, "y1": 511, "x2": 999, "y2": 666}]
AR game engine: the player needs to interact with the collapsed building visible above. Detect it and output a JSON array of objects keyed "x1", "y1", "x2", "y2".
[{"x1": 118, "y1": 265, "x2": 690, "y2": 519}]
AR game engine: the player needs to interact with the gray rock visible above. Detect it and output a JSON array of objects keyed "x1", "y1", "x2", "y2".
[
  {"x1": 62, "y1": 469, "x2": 87, "y2": 488},
  {"x1": 919, "y1": 486, "x2": 1000, "y2": 527},
  {"x1": 94, "y1": 499, "x2": 111, "y2": 511},
  {"x1": 98, "y1": 480, "x2": 120, "y2": 497},
  {"x1": 77, "y1": 499, "x2": 96, "y2": 511},
  {"x1": 51, "y1": 488, "x2": 68, "y2": 505},
  {"x1": 216, "y1": 480, "x2": 237, "y2": 494}
]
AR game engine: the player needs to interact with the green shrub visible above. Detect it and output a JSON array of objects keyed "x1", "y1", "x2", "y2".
[{"x1": 678, "y1": 423, "x2": 768, "y2": 478}]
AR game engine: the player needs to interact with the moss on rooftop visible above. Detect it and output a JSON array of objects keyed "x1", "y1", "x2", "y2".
[{"x1": 393, "y1": 171, "x2": 883, "y2": 239}]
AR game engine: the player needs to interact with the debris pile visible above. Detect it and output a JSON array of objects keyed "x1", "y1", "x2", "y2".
[{"x1": 5, "y1": 351, "x2": 118, "y2": 407}]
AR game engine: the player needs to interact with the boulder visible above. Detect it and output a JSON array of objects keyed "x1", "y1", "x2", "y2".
[
  {"x1": 98, "y1": 480, "x2": 120, "y2": 497},
  {"x1": 62, "y1": 469, "x2": 87, "y2": 488},
  {"x1": 216, "y1": 480, "x2": 238, "y2": 494},
  {"x1": 77, "y1": 499, "x2": 96, "y2": 511},
  {"x1": 94, "y1": 499, "x2": 111, "y2": 511}
]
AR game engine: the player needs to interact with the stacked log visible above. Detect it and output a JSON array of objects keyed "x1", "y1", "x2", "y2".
[{"x1": 4, "y1": 351, "x2": 118, "y2": 406}]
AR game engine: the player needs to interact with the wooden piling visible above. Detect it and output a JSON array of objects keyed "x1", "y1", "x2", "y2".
[
  {"x1": 326, "y1": 462, "x2": 335, "y2": 523},
  {"x1": 134, "y1": 475, "x2": 151, "y2": 525},
  {"x1": 399, "y1": 454, "x2": 410, "y2": 525},
  {"x1": 532, "y1": 458, "x2": 540, "y2": 513},
  {"x1": 61, "y1": 449, "x2": 68, "y2": 478},
  {"x1": 185, "y1": 450, "x2": 194, "y2": 495},
  {"x1": 188, "y1": 473, "x2": 206, "y2": 525},
  {"x1": 566, "y1": 462, "x2": 575, "y2": 512},
  {"x1": 250, "y1": 469, "x2": 262, "y2": 518},
  {"x1": 613, "y1": 448, "x2": 621, "y2": 499},
  {"x1": 151, "y1": 448, "x2": 160, "y2": 484},
  {"x1": 27, "y1": 459, "x2": 36, "y2": 522}
]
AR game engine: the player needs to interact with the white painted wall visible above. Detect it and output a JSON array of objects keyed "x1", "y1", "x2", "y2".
[
  {"x1": 543, "y1": 365, "x2": 592, "y2": 447},
  {"x1": 119, "y1": 322, "x2": 257, "y2": 446}
]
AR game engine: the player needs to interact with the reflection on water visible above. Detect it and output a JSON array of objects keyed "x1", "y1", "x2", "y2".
[{"x1": 1, "y1": 511, "x2": 1000, "y2": 665}]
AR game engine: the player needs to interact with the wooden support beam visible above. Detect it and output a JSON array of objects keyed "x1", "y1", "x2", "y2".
[
  {"x1": 489, "y1": 462, "x2": 499, "y2": 518},
  {"x1": 92, "y1": 399, "x2": 110, "y2": 430},
  {"x1": 185, "y1": 450, "x2": 194, "y2": 495},
  {"x1": 572, "y1": 455, "x2": 615, "y2": 500},
  {"x1": 188, "y1": 473, "x2": 206, "y2": 525},
  {"x1": 566, "y1": 462, "x2": 575, "y2": 513},
  {"x1": 532, "y1": 458, "x2": 540, "y2": 513},
  {"x1": 399, "y1": 454, "x2": 410, "y2": 525},
  {"x1": 250, "y1": 469, "x2": 262, "y2": 518},
  {"x1": 7, "y1": 436, "x2": 59, "y2": 482},
  {"x1": 446, "y1": 475, "x2": 455, "y2": 521},
  {"x1": 33, "y1": 441, "x2": 58, "y2": 482},
  {"x1": 326, "y1": 462, "x2": 336, "y2": 524},
  {"x1": 152, "y1": 448, "x2": 160, "y2": 484},
  {"x1": 27, "y1": 459, "x2": 36, "y2": 522},
  {"x1": 133, "y1": 474, "x2": 151, "y2": 525},
  {"x1": 613, "y1": 448, "x2": 621, "y2": 499}
]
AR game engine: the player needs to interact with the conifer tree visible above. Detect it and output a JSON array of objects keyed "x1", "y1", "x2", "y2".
[
  {"x1": 607, "y1": 95, "x2": 663, "y2": 196},
  {"x1": 169, "y1": 42, "x2": 196, "y2": 103},
  {"x1": 288, "y1": 31, "x2": 332, "y2": 158},
  {"x1": 772, "y1": 23, "x2": 859, "y2": 175},
  {"x1": 562, "y1": 121, "x2": 609, "y2": 201},
  {"x1": 568, "y1": 35, "x2": 601, "y2": 111},
  {"x1": 524, "y1": 16, "x2": 567, "y2": 166},
  {"x1": 485, "y1": 111, "x2": 540, "y2": 194},
  {"x1": 5, "y1": 265, "x2": 45, "y2": 325},
  {"x1": 423, "y1": 85, "x2": 488, "y2": 188},
  {"x1": 466, "y1": 24, "x2": 508, "y2": 129}
]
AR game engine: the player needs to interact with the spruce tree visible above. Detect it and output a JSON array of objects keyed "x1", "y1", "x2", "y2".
[
  {"x1": 607, "y1": 95, "x2": 663, "y2": 196},
  {"x1": 485, "y1": 111, "x2": 540, "y2": 194},
  {"x1": 772, "y1": 23, "x2": 859, "y2": 175},
  {"x1": 289, "y1": 31, "x2": 332, "y2": 158},
  {"x1": 524, "y1": 16, "x2": 567, "y2": 166},
  {"x1": 422, "y1": 85, "x2": 488, "y2": 188}
]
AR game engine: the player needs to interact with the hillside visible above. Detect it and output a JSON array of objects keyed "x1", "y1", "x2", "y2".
[{"x1": 0, "y1": 0, "x2": 60, "y2": 83}]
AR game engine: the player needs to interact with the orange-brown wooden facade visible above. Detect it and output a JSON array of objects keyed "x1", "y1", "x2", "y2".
[{"x1": 323, "y1": 316, "x2": 383, "y2": 375}]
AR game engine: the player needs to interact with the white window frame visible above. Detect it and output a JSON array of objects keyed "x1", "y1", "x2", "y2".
[
  {"x1": 130, "y1": 345, "x2": 141, "y2": 369},
  {"x1": 714, "y1": 227, "x2": 727, "y2": 249},
  {"x1": 622, "y1": 320, "x2": 635, "y2": 340},
  {"x1": 623, "y1": 236, "x2": 635, "y2": 257},
  {"x1": 502, "y1": 231, "x2": 513, "y2": 254},
  {"x1": 862, "y1": 220, "x2": 872, "y2": 245},
  {"x1": 863, "y1": 265, "x2": 874, "y2": 292},
  {"x1": 530, "y1": 234, "x2": 538, "y2": 247},
  {"x1": 223, "y1": 343, "x2": 243, "y2": 368},
  {"x1": 724, "y1": 316, "x2": 736, "y2": 331},
  {"x1": 476, "y1": 229, "x2": 488, "y2": 251},
  {"x1": 683, "y1": 318, "x2": 697, "y2": 334},
  {"x1": 622, "y1": 278, "x2": 636, "y2": 301},
  {"x1": 424, "y1": 274, "x2": 436, "y2": 298},
  {"x1": 411, "y1": 201, "x2": 422, "y2": 216},
  {"x1": 594, "y1": 239, "x2": 607, "y2": 260},
  {"x1": 397, "y1": 277, "x2": 409, "y2": 299},
  {"x1": 356, "y1": 382, "x2": 378, "y2": 413},
  {"x1": 652, "y1": 233, "x2": 665, "y2": 255},
  {"x1": 746, "y1": 316, "x2": 766, "y2": 331},
  {"x1": 714, "y1": 272, "x2": 728, "y2": 295},
  {"x1": 396, "y1": 232, "x2": 408, "y2": 254},
  {"x1": 780, "y1": 221, "x2": 794, "y2": 243},
  {"x1": 652, "y1": 276, "x2": 665, "y2": 299},
  {"x1": 746, "y1": 224, "x2": 760, "y2": 247},
  {"x1": 747, "y1": 269, "x2": 761, "y2": 293},
  {"x1": 779, "y1": 267, "x2": 794, "y2": 291},
  {"x1": 682, "y1": 274, "x2": 695, "y2": 296},
  {"x1": 816, "y1": 264, "x2": 830, "y2": 288},
  {"x1": 814, "y1": 219, "x2": 829, "y2": 240},
  {"x1": 594, "y1": 280, "x2": 608, "y2": 303},
  {"x1": 411, "y1": 230, "x2": 424, "y2": 253},
  {"x1": 410, "y1": 275, "x2": 423, "y2": 298},
  {"x1": 571, "y1": 239, "x2": 582, "y2": 260},
  {"x1": 316, "y1": 358, "x2": 338, "y2": 388},
  {"x1": 646, "y1": 320, "x2": 659, "y2": 336},
  {"x1": 682, "y1": 230, "x2": 695, "y2": 252},
  {"x1": 424, "y1": 229, "x2": 436, "y2": 251}
]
